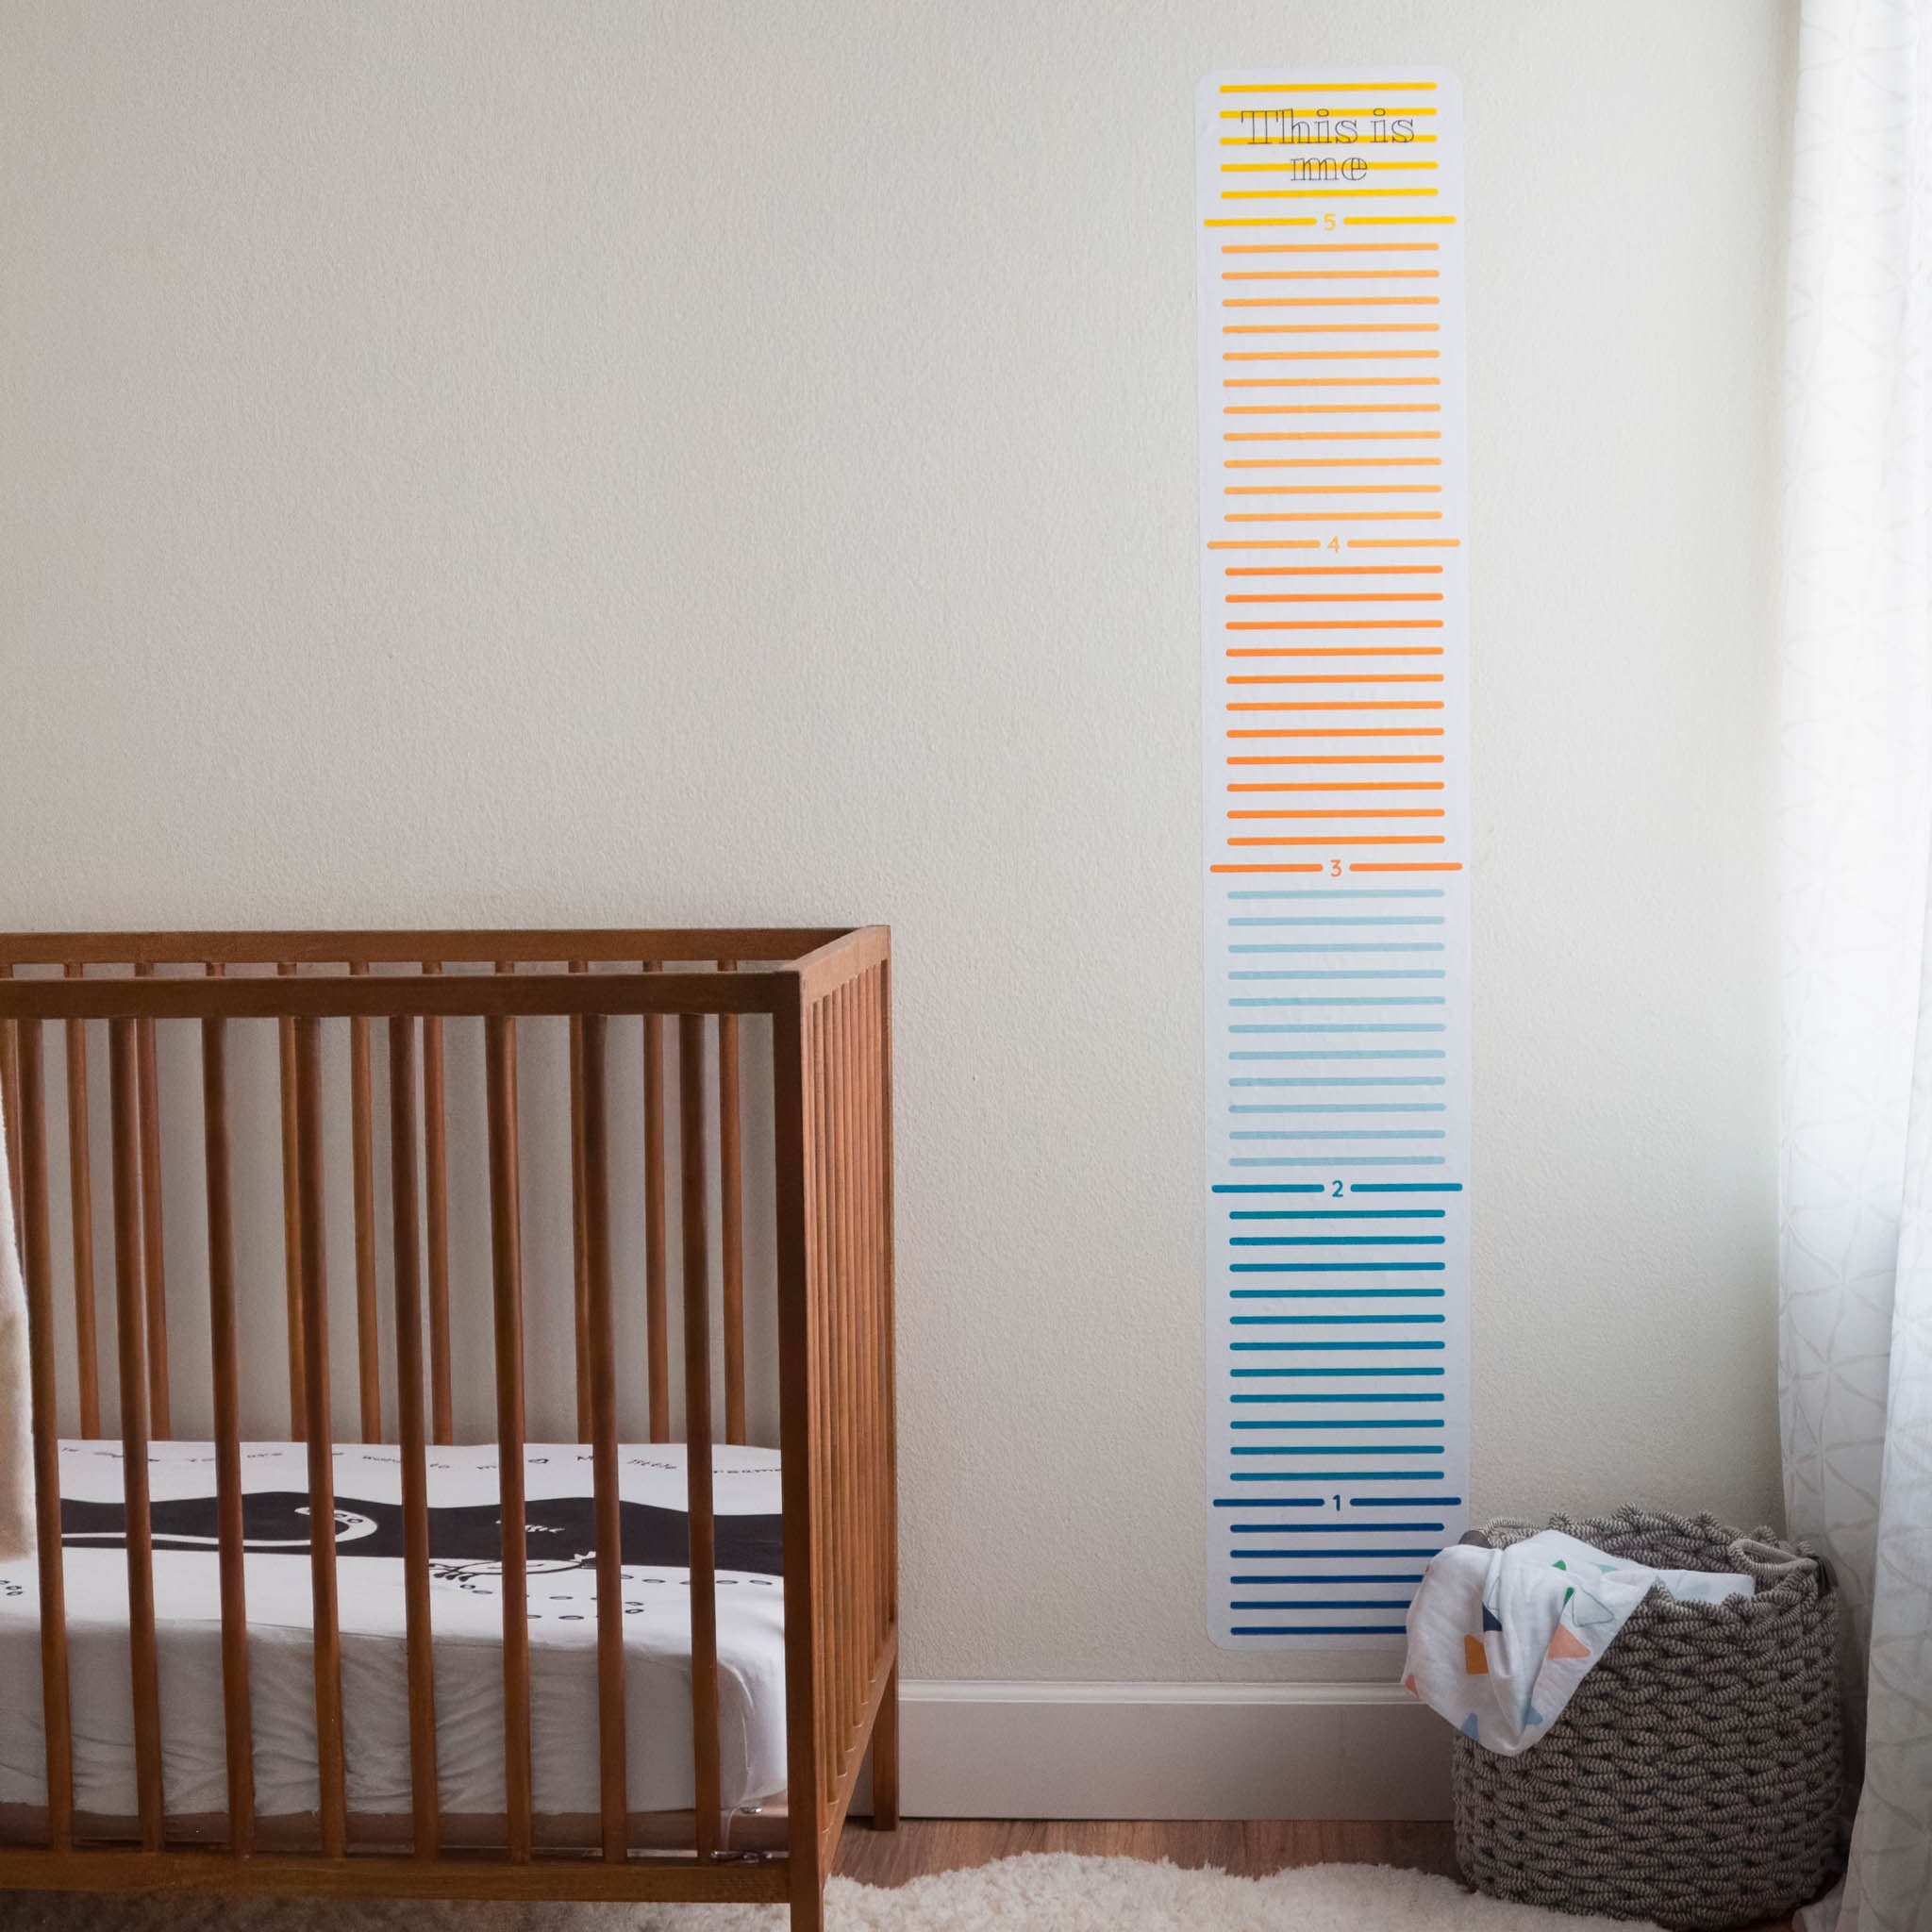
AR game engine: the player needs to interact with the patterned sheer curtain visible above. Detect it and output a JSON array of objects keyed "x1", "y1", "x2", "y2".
[{"x1": 1782, "y1": 4, "x2": 1932, "y2": 1928}]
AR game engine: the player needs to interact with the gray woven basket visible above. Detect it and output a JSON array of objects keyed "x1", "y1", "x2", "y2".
[{"x1": 1451, "y1": 1507, "x2": 1841, "y2": 1930}]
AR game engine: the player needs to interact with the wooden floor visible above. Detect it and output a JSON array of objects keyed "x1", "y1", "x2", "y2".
[
  {"x1": 832, "y1": 1819, "x2": 1795, "y2": 1929},
  {"x1": 833, "y1": 1818, "x2": 1462, "y2": 1888}
]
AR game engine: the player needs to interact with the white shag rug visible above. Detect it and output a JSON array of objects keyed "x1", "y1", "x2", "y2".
[{"x1": 0, "y1": 1853, "x2": 1662, "y2": 1931}]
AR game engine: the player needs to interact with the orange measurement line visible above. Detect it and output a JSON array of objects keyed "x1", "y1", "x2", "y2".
[
  {"x1": 1351, "y1": 861, "x2": 1463, "y2": 873},
  {"x1": 1227, "y1": 485, "x2": 1441, "y2": 494},
  {"x1": 1225, "y1": 591, "x2": 1443, "y2": 600},
  {"x1": 1225, "y1": 380, "x2": 1441, "y2": 389},
  {"x1": 1223, "y1": 191, "x2": 1439, "y2": 200},
  {"x1": 1348, "y1": 215, "x2": 1457, "y2": 225},
  {"x1": 1226, "y1": 432, "x2": 1442, "y2": 441},
  {"x1": 1227, "y1": 728, "x2": 1443, "y2": 739},
  {"x1": 1229, "y1": 782, "x2": 1443, "y2": 791},
  {"x1": 1229, "y1": 755, "x2": 1445, "y2": 764},
  {"x1": 1227, "y1": 622, "x2": 1444, "y2": 631},
  {"x1": 1220, "y1": 243, "x2": 1439, "y2": 253},
  {"x1": 1223, "y1": 163, "x2": 1438, "y2": 175},
  {"x1": 1224, "y1": 565, "x2": 1442, "y2": 575},
  {"x1": 1223, "y1": 270, "x2": 1440, "y2": 279},
  {"x1": 1205, "y1": 220, "x2": 1324, "y2": 228},
  {"x1": 1228, "y1": 675, "x2": 1442, "y2": 685},
  {"x1": 1225, "y1": 352, "x2": 1441, "y2": 360},
  {"x1": 1230, "y1": 809, "x2": 1445, "y2": 821},
  {"x1": 1227, "y1": 513, "x2": 1442, "y2": 523},
  {"x1": 1226, "y1": 404, "x2": 1441, "y2": 412},
  {"x1": 1348, "y1": 538, "x2": 1461, "y2": 548},
  {"x1": 1230, "y1": 836, "x2": 1447, "y2": 848},
  {"x1": 1226, "y1": 648, "x2": 1443, "y2": 658},
  {"x1": 1224, "y1": 325, "x2": 1441, "y2": 334},
  {"x1": 1207, "y1": 541, "x2": 1323, "y2": 551},
  {"x1": 1223, "y1": 298, "x2": 1441, "y2": 307},
  {"x1": 1227, "y1": 701, "x2": 1444, "y2": 712},
  {"x1": 1218, "y1": 83, "x2": 1438, "y2": 92},
  {"x1": 1211, "y1": 864, "x2": 1325, "y2": 874},
  {"x1": 1226, "y1": 459, "x2": 1441, "y2": 469}
]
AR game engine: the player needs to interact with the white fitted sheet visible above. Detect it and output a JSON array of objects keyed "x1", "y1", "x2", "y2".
[{"x1": 0, "y1": 1440, "x2": 787, "y2": 1824}]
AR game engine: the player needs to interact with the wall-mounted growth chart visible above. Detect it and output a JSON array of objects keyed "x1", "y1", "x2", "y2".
[{"x1": 1197, "y1": 70, "x2": 1469, "y2": 1649}]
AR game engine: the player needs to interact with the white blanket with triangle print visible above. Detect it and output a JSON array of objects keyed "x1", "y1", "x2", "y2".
[{"x1": 1400, "y1": 1529, "x2": 1753, "y2": 1755}]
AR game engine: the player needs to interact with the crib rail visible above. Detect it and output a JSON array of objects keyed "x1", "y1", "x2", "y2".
[{"x1": 0, "y1": 928, "x2": 894, "y2": 1922}]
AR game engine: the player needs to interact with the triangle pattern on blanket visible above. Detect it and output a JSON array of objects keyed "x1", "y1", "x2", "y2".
[{"x1": 1546, "y1": 1623, "x2": 1591, "y2": 1661}]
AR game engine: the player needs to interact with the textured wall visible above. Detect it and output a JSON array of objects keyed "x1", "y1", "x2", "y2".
[{"x1": 0, "y1": 0, "x2": 1793, "y2": 1680}]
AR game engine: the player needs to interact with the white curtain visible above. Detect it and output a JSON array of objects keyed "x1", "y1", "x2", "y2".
[{"x1": 1782, "y1": 4, "x2": 1932, "y2": 1928}]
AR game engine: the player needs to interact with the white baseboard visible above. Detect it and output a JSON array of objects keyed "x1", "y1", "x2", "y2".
[{"x1": 891, "y1": 1680, "x2": 1450, "y2": 1822}]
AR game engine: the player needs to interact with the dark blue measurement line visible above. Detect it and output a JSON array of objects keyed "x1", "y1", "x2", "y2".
[
  {"x1": 1232, "y1": 1445, "x2": 1444, "y2": 1456},
  {"x1": 1234, "y1": 1341, "x2": 1446, "y2": 1352},
  {"x1": 1231, "y1": 1235, "x2": 1443, "y2": 1245},
  {"x1": 1229, "y1": 1209, "x2": 1445, "y2": 1219},
  {"x1": 1230, "y1": 1049, "x2": 1446, "y2": 1058},
  {"x1": 1227, "y1": 1522, "x2": 1443, "y2": 1534},
  {"x1": 1233, "y1": 1132, "x2": 1442, "y2": 1141},
  {"x1": 1232, "y1": 1291, "x2": 1445, "y2": 1300},
  {"x1": 1232, "y1": 1574, "x2": 1426, "y2": 1585},
  {"x1": 1232, "y1": 1078, "x2": 1446, "y2": 1087},
  {"x1": 1231, "y1": 1104, "x2": 1446, "y2": 1113},
  {"x1": 1352, "y1": 1495, "x2": 1461, "y2": 1507},
  {"x1": 1233, "y1": 1391, "x2": 1443, "y2": 1403},
  {"x1": 1232, "y1": 1599, "x2": 1413, "y2": 1611},
  {"x1": 1233, "y1": 1367, "x2": 1445, "y2": 1377},
  {"x1": 1233, "y1": 1158, "x2": 1447, "y2": 1168},
  {"x1": 1232, "y1": 972, "x2": 1446, "y2": 982},
  {"x1": 1232, "y1": 1263, "x2": 1447, "y2": 1273},
  {"x1": 1229, "y1": 1472, "x2": 1444, "y2": 1482},
  {"x1": 1230, "y1": 1024, "x2": 1446, "y2": 1034},
  {"x1": 1233, "y1": 1316, "x2": 1446, "y2": 1327},
  {"x1": 1232, "y1": 1419, "x2": 1444, "y2": 1429},
  {"x1": 1233, "y1": 997, "x2": 1446, "y2": 1007},
  {"x1": 1213, "y1": 1498, "x2": 1327, "y2": 1509},
  {"x1": 1213, "y1": 1183, "x2": 1327, "y2": 1194},
  {"x1": 1351, "y1": 1182, "x2": 1464, "y2": 1193},
  {"x1": 1232, "y1": 1624, "x2": 1408, "y2": 1636}
]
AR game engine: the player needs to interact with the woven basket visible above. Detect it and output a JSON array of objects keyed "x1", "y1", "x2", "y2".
[{"x1": 1450, "y1": 1507, "x2": 1841, "y2": 1930}]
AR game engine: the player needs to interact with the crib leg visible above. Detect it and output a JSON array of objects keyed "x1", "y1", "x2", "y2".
[
  {"x1": 788, "y1": 1859, "x2": 825, "y2": 1932},
  {"x1": 871, "y1": 1664, "x2": 900, "y2": 1831}
]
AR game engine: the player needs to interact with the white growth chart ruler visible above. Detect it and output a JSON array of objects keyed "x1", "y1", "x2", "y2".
[{"x1": 1198, "y1": 70, "x2": 1470, "y2": 1649}]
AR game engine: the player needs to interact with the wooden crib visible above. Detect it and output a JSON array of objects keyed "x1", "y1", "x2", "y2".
[{"x1": 0, "y1": 927, "x2": 896, "y2": 1929}]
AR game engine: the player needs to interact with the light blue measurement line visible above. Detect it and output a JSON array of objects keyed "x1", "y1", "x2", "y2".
[
  {"x1": 1230, "y1": 943, "x2": 1444, "y2": 954},
  {"x1": 1232, "y1": 1077, "x2": 1446, "y2": 1087},
  {"x1": 1227, "y1": 890, "x2": 1444, "y2": 900},
  {"x1": 1352, "y1": 1495, "x2": 1461, "y2": 1507},
  {"x1": 1232, "y1": 972, "x2": 1446, "y2": 982},
  {"x1": 1231, "y1": 1025, "x2": 1445, "y2": 1035},
  {"x1": 1233, "y1": 997, "x2": 1446, "y2": 1007},
  {"x1": 1229, "y1": 917, "x2": 1444, "y2": 926},
  {"x1": 1231, "y1": 1158, "x2": 1447, "y2": 1167},
  {"x1": 1228, "y1": 1051, "x2": 1444, "y2": 1066},
  {"x1": 1233, "y1": 1548, "x2": 1439, "y2": 1558},
  {"x1": 1351, "y1": 1181, "x2": 1464, "y2": 1193},
  {"x1": 1231, "y1": 1104, "x2": 1445, "y2": 1115},
  {"x1": 1232, "y1": 1418, "x2": 1444, "y2": 1429},
  {"x1": 1233, "y1": 1131, "x2": 1446, "y2": 1141},
  {"x1": 1232, "y1": 1444, "x2": 1444, "y2": 1456},
  {"x1": 1230, "y1": 1235, "x2": 1443, "y2": 1244}
]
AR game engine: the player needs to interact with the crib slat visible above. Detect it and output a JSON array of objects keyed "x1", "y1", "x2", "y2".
[
  {"x1": 569, "y1": 961, "x2": 593, "y2": 1442},
  {"x1": 18, "y1": 1022, "x2": 75, "y2": 1851},
  {"x1": 63, "y1": 970, "x2": 101, "y2": 1440},
  {"x1": 579, "y1": 1013, "x2": 629, "y2": 1861},
  {"x1": 485, "y1": 1013, "x2": 535, "y2": 1863},
  {"x1": 108, "y1": 1018, "x2": 166, "y2": 1851},
  {"x1": 642, "y1": 980, "x2": 670, "y2": 1442},
  {"x1": 200, "y1": 1007, "x2": 255, "y2": 1856},
  {"x1": 387, "y1": 1016, "x2": 441, "y2": 1860},
  {"x1": 132, "y1": 965, "x2": 170, "y2": 1441},
  {"x1": 277, "y1": 971, "x2": 308, "y2": 1439},
  {"x1": 294, "y1": 1017, "x2": 349, "y2": 1858},
  {"x1": 678, "y1": 1013, "x2": 724, "y2": 1859},
  {"x1": 717, "y1": 964, "x2": 746, "y2": 1446},
  {"x1": 349, "y1": 965, "x2": 381, "y2": 1443},
  {"x1": 0, "y1": 968, "x2": 21, "y2": 1254},
  {"x1": 421, "y1": 964, "x2": 454, "y2": 1446}
]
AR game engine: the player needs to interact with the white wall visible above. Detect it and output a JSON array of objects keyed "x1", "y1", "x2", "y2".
[{"x1": 0, "y1": 0, "x2": 1793, "y2": 1685}]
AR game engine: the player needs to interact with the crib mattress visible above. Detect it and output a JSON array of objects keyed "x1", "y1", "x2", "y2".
[{"x1": 0, "y1": 1439, "x2": 788, "y2": 1830}]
